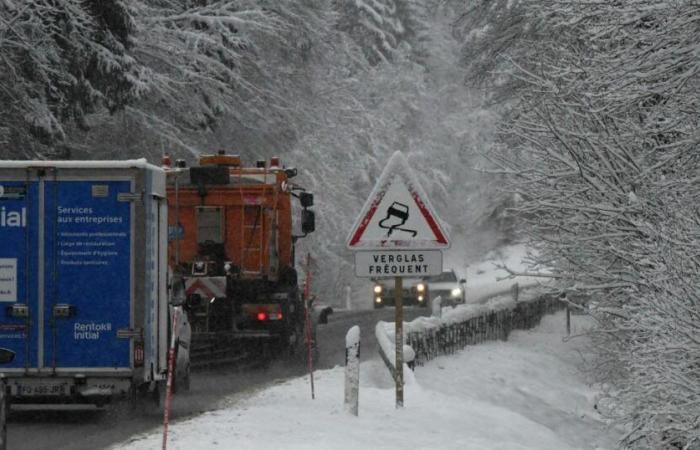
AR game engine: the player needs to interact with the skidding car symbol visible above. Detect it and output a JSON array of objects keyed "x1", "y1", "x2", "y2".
[{"x1": 378, "y1": 202, "x2": 417, "y2": 237}]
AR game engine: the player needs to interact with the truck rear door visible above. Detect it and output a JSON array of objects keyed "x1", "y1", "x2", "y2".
[
  {"x1": 43, "y1": 178, "x2": 133, "y2": 370},
  {"x1": 0, "y1": 174, "x2": 134, "y2": 372}
]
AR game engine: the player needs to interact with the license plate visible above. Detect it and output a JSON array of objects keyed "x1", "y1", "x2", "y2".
[{"x1": 14, "y1": 381, "x2": 69, "y2": 396}]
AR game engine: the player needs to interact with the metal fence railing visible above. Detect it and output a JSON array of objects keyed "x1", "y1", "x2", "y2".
[{"x1": 407, "y1": 294, "x2": 562, "y2": 367}]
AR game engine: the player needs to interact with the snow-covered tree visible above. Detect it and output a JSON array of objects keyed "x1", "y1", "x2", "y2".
[
  {"x1": 470, "y1": 1, "x2": 700, "y2": 446},
  {"x1": 0, "y1": 0, "x2": 147, "y2": 158},
  {"x1": 334, "y1": 0, "x2": 429, "y2": 66},
  {"x1": 293, "y1": 2, "x2": 496, "y2": 301}
]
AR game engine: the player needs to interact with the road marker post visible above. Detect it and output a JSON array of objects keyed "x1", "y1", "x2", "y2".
[{"x1": 344, "y1": 326, "x2": 361, "y2": 415}]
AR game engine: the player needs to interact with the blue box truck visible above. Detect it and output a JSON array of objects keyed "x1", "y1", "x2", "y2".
[{"x1": 0, "y1": 160, "x2": 190, "y2": 407}]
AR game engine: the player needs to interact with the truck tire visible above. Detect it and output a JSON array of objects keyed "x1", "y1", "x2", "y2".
[
  {"x1": 182, "y1": 364, "x2": 191, "y2": 391},
  {"x1": 152, "y1": 381, "x2": 166, "y2": 407},
  {"x1": 171, "y1": 340, "x2": 190, "y2": 393},
  {"x1": 0, "y1": 386, "x2": 7, "y2": 450},
  {"x1": 176, "y1": 362, "x2": 191, "y2": 393}
]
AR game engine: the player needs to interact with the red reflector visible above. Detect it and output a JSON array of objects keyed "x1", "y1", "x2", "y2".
[
  {"x1": 134, "y1": 343, "x2": 144, "y2": 367},
  {"x1": 256, "y1": 312, "x2": 267, "y2": 321}
]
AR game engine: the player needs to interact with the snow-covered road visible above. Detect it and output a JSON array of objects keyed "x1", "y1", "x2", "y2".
[{"x1": 113, "y1": 311, "x2": 620, "y2": 450}]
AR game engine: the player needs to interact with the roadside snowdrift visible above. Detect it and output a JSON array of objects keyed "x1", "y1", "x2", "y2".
[{"x1": 113, "y1": 312, "x2": 618, "y2": 450}]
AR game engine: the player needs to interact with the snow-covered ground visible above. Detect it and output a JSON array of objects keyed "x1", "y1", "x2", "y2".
[{"x1": 112, "y1": 311, "x2": 619, "y2": 450}]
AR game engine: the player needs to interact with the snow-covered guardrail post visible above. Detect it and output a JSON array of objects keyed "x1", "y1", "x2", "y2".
[
  {"x1": 431, "y1": 295, "x2": 442, "y2": 318},
  {"x1": 345, "y1": 285, "x2": 352, "y2": 310},
  {"x1": 344, "y1": 326, "x2": 360, "y2": 416}
]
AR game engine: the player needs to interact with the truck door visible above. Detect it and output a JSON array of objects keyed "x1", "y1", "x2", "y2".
[
  {"x1": 0, "y1": 177, "x2": 39, "y2": 370},
  {"x1": 42, "y1": 178, "x2": 133, "y2": 370}
]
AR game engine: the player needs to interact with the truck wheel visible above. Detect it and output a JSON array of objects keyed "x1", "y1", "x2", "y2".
[
  {"x1": 0, "y1": 387, "x2": 7, "y2": 450},
  {"x1": 182, "y1": 364, "x2": 191, "y2": 392},
  {"x1": 152, "y1": 381, "x2": 166, "y2": 407},
  {"x1": 171, "y1": 342, "x2": 180, "y2": 394}
]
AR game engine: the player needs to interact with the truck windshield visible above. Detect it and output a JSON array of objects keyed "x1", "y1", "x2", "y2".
[
  {"x1": 429, "y1": 271, "x2": 457, "y2": 282},
  {"x1": 196, "y1": 206, "x2": 224, "y2": 244}
]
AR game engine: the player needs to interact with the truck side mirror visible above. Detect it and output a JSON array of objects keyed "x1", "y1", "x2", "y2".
[
  {"x1": 319, "y1": 306, "x2": 334, "y2": 324},
  {"x1": 0, "y1": 348, "x2": 15, "y2": 364},
  {"x1": 299, "y1": 192, "x2": 314, "y2": 208},
  {"x1": 302, "y1": 209, "x2": 315, "y2": 234}
]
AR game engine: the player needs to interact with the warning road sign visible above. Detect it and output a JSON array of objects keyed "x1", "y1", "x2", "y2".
[{"x1": 346, "y1": 151, "x2": 450, "y2": 250}]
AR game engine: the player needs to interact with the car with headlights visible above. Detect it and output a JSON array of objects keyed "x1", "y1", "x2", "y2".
[
  {"x1": 372, "y1": 277, "x2": 428, "y2": 309},
  {"x1": 426, "y1": 270, "x2": 466, "y2": 307}
]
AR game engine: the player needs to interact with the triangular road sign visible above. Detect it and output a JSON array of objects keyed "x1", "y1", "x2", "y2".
[{"x1": 346, "y1": 151, "x2": 450, "y2": 250}]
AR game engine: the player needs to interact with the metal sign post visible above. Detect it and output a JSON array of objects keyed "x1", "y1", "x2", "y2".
[{"x1": 394, "y1": 276, "x2": 404, "y2": 408}]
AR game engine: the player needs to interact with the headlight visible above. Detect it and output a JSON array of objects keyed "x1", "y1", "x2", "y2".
[
  {"x1": 375, "y1": 297, "x2": 382, "y2": 304},
  {"x1": 193, "y1": 261, "x2": 207, "y2": 275},
  {"x1": 416, "y1": 283, "x2": 425, "y2": 292},
  {"x1": 373, "y1": 285, "x2": 382, "y2": 294},
  {"x1": 417, "y1": 295, "x2": 424, "y2": 302},
  {"x1": 451, "y1": 288, "x2": 462, "y2": 297}
]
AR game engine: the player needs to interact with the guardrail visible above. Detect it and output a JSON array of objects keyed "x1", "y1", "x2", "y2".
[
  {"x1": 375, "y1": 289, "x2": 563, "y2": 378},
  {"x1": 408, "y1": 293, "x2": 561, "y2": 366}
]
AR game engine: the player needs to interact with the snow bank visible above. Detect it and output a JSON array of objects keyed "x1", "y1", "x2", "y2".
[
  {"x1": 375, "y1": 322, "x2": 415, "y2": 376},
  {"x1": 112, "y1": 312, "x2": 617, "y2": 450}
]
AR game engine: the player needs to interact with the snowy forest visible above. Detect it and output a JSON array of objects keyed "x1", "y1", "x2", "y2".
[{"x1": 1, "y1": 1, "x2": 698, "y2": 448}]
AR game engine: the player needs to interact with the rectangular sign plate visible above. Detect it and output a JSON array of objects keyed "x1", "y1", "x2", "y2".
[
  {"x1": 354, "y1": 250, "x2": 443, "y2": 278},
  {"x1": 11, "y1": 378, "x2": 71, "y2": 397},
  {"x1": 0, "y1": 258, "x2": 17, "y2": 302}
]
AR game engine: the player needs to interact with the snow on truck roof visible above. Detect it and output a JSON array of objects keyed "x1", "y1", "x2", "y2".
[{"x1": 0, "y1": 159, "x2": 163, "y2": 171}]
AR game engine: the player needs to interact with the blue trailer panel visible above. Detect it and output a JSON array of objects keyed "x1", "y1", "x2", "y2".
[
  {"x1": 42, "y1": 180, "x2": 132, "y2": 369},
  {"x1": 0, "y1": 181, "x2": 39, "y2": 369}
]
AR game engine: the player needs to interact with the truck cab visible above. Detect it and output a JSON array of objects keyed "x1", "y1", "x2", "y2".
[{"x1": 165, "y1": 153, "x2": 315, "y2": 354}]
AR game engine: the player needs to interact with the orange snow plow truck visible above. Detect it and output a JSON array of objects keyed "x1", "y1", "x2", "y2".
[{"x1": 164, "y1": 152, "x2": 315, "y2": 358}]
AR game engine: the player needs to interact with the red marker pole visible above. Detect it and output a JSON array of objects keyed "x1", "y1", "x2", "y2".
[{"x1": 162, "y1": 308, "x2": 180, "y2": 450}]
